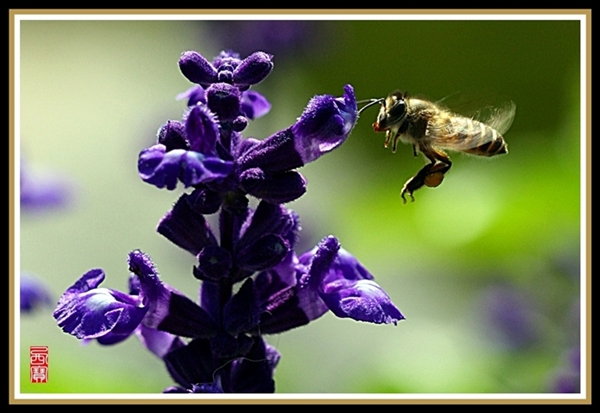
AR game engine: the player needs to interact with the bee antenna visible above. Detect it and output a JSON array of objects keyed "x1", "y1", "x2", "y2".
[{"x1": 357, "y1": 98, "x2": 384, "y2": 115}]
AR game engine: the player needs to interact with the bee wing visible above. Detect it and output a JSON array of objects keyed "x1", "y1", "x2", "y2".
[
  {"x1": 426, "y1": 101, "x2": 516, "y2": 152},
  {"x1": 480, "y1": 100, "x2": 516, "y2": 135},
  {"x1": 435, "y1": 92, "x2": 516, "y2": 133}
]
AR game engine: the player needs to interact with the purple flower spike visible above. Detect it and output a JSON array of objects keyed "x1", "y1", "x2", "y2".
[
  {"x1": 53, "y1": 268, "x2": 146, "y2": 342},
  {"x1": 56, "y1": 46, "x2": 402, "y2": 393}
]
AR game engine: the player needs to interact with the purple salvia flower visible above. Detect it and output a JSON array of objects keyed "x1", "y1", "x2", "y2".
[
  {"x1": 56, "y1": 49, "x2": 401, "y2": 394},
  {"x1": 254, "y1": 235, "x2": 404, "y2": 334},
  {"x1": 53, "y1": 250, "x2": 217, "y2": 345},
  {"x1": 138, "y1": 145, "x2": 233, "y2": 190},
  {"x1": 53, "y1": 267, "x2": 146, "y2": 344}
]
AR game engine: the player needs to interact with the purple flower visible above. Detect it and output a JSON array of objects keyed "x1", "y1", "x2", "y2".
[
  {"x1": 20, "y1": 273, "x2": 52, "y2": 312},
  {"x1": 20, "y1": 156, "x2": 73, "y2": 212},
  {"x1": 139, "y1": 50, "x2": 357, "y2": 205},
  {"x1": 254, "y1": 236, "x2": 404, "y2": 334},
  {"x1": 53, "y1": 267, "x2": 146, "y2": 344},
  {"x1": 53, "y1": 250, "x2": 216, "y2": 345},
  {"x1": 478, "y1": 283, "x2": 542, "y2": 350},
  {"x1": 56, "y1": 49, "x2": 401, "y2": 394}
]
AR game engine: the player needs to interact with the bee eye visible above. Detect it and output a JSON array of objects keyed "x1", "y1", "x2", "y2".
[{"x1": 387, "y1": 98, "x2": 407, "y2": 122}]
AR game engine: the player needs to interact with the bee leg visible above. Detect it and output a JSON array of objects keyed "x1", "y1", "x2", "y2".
[
  {"x1": 400, "y1": 162, "x2": 436, "y2": 203},
  {"x1": 400, "y1": 155, "x2": 452, "y2": 203},
  {"x1": 384, "y1": 131, "x2": 401, "y2": 153}
]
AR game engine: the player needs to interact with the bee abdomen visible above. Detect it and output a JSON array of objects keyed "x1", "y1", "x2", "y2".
[{"x1": 462, "y1": 120, "x2": 508, "y2": 157}]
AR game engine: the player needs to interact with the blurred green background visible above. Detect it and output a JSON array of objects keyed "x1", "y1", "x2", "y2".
[{"x1": 17, "y1": 15, "x2": 583, "y2": 395}]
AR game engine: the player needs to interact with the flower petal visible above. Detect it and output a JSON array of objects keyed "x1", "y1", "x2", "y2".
[
  {"x1": 239, "y1": 168, "x2": 307, "y2": 204},
  {"x1": 320, "y1": 278, "x2": 405, "y2": 325},
  {"x1": 184, "y1": 104, "x2": 219, "y2": 155},
  {"x1": 53, "y1": 269, "x2": 146, "y2": 340},
  {"x1": 240, "y1": 90, "x2": 271, "y2": 120},
  {"x1": 156, "y1": 192, "x2": 218, "y2": 256}
]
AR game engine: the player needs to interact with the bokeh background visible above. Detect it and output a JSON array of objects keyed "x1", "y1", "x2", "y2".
[{"x1": 16, "y1": 14, "x2": 584, "y2": 395}]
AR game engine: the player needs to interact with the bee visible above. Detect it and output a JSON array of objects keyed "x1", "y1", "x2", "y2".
[{"x1": 358, "y1": 90, "x2": 516, "y2": 203}]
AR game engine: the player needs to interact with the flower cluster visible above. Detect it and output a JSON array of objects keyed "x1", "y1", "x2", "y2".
[{"x1": 53, "y1": 50, "x2": 403, "y2": 393}]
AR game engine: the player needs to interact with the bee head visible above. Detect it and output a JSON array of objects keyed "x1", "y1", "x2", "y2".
[{"x1": 374, "y1": 91, "x2": 407, "y2": 131}]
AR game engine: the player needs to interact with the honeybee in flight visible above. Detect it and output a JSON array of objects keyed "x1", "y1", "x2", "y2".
[{"x1": 359, "y1": 90, "x2": 516, "y2": 203}]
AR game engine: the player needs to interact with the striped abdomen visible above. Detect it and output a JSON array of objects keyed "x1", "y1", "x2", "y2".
[{"x1": 449, "y1": 117, "x2": 508, "y2": 157}]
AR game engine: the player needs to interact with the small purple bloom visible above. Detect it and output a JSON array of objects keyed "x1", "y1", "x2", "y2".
[
  {"x1": 20, "y1": 273, "x2": 52, "y2": 312},
  {"x1": 53, "y1": 250, "x2": 216, "y2": 345},
  {"x1": 254, "y1": 235, "x2": 404, "y2": 334},
  {"x1": 178, "y1": 51, "x2": 218, "y2": 87},
  {"x1": 138, "y1": 145, "x2": 234, "y2": 190},
  {"x1": 478, "y1": 283, "x2": 541, "y2": 350},
  {"x1": 156, "y1": 192, "x2": 218, "y2": 256},
  {"x1": 237, "y1": 84, "x2": 357, "y2": 174},
  {"x1": 53, "y1": 267, "x2": 146, "y2": 344},
  {"x1": 20, "y1": 156, "x2": 73, "y2": 212},
  {"x1": 302, "y1": 236, "x2": 404, "y2": 325}
]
